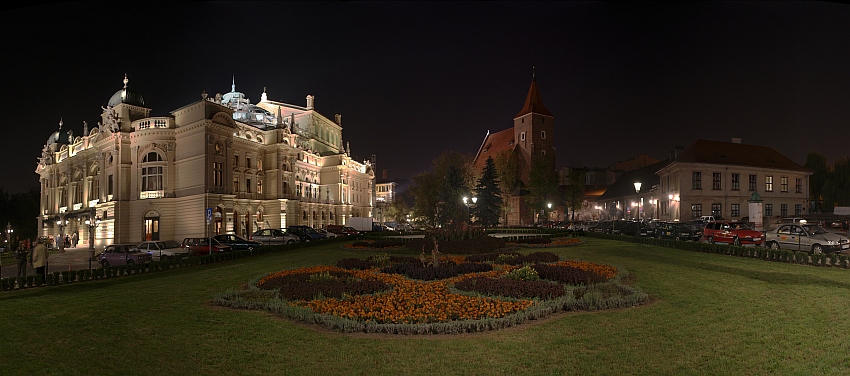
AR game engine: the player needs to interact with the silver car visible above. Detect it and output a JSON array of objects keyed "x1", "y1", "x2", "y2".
[
  {"x1": 250, "y1": 229, "x2": 299, "y2": 245},
  {"x1": 138, "y1": 240, "x2": 190, "y2": 261},
  {"x1": 765, "y1": 224, "x2": 850, "y2": 254}
]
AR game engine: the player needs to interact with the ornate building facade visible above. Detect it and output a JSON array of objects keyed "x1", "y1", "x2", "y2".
[{"x1": 35, "y1": 76, "x2": 375, "y2": 248}]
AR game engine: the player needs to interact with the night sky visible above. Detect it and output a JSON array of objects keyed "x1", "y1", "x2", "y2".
[{"x1": 2, "y1": 1, "x2": 850, "y2": 194}]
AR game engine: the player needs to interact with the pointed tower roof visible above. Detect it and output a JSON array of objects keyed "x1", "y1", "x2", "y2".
[{"x1": 514, "y1": 76, "x2": 553, "y2": 118}]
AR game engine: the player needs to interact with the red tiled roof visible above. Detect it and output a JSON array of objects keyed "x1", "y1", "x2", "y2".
[
  {"x1": 473, "y1": 128, "x2": 516, "y2": 170},
  {"x1": 674, "y1": 139, "x2": 809, "y2": 173},
  {"x1": 514, "y1": 78, "x2": 553, "y2": 118}
]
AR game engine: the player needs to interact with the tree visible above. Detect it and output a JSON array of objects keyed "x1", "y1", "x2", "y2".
[
  {"x1": 411, "y1": 171, "x2": 440, "y2": 228},
  {"x1": 494, "y1": 150, "x2": 519, "y2": 225},
  {"x1": 410, "y1": 151, "x2": 475, "y2": 228},
  {"x1": 525, "y1": 154, "x2": 559, "y2": 223},
  {"x1": 805, "y1": 151, "x2": 830, "y2": 213},
  {"x1": 473, "y1": 157, "x2": 502, "y2": 227},
  {"x1": 563, "y1": 168, "x2": 585, "y2": 221}
]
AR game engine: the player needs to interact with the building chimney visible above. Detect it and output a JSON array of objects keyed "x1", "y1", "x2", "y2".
[
  {"x1": 731, "y1": 137, "x2": 742, "y2": 144},
  {"x1": 306, "y1": 95, "x2": 314, "y2": 109}
]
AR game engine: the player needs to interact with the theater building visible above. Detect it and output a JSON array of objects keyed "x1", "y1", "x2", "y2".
[{"x1": 35, "y1": 76, "x2": 375, "y2": 248}]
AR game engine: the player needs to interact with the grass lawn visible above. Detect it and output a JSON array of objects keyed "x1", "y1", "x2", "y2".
[{"x1": 2, "y1": 238, "x2": 850, "y2": 375}]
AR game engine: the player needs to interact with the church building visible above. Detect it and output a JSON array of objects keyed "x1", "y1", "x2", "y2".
[
  {"x1": 35, "y1": 75, "x2": 375, "y2": 248},
  {"x1": 472, "y1": 76, "x2": 556, "y2": 226}
]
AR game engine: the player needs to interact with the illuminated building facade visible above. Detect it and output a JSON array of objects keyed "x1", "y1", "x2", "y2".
[{"x1": 35, "y1": 76, "x2": 375, "y2": 247}]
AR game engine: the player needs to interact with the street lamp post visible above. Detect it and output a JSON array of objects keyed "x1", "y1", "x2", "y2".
[
  {"x1": 56, "y1": 216, "x2": 67, "y2": 253},
  {"x1": 85, "y1": 208, "x2": 101, "y2": 262},
  {"x1": 547, "y1": 202, "x2": 552, "y2": 223},
  {"x1": 462, "y1": 196, "x2": 477, "y2": 223},
  {"x1": 5, "y1": 222, "x2": 12, "y2": 248},
  {"x1": 634, "y1": 182, "x2": 642, "y2": 236}
]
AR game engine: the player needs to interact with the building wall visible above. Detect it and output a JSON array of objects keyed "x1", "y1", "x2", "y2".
[
  {"x1": 35, "y1": 84, "x2": 374, "y2": 248},
  {"x1": 657, "y1": 162, "x2": 810, "y2": 222}
]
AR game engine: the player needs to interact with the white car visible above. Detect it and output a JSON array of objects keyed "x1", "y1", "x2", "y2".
[
  {"x1": 316, "y1": 229, "x2": 337, "y2": 238},
  {"x1": 138, "y1": 240, "x2": 191, "y2": 261}
]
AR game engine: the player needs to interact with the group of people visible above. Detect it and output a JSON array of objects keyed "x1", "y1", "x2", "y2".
[
  {"x1": 51, "y1": 231, "x2": 79, "y2": 250},
  {"x1": 11, "y1": 237, "x2": 49, "y2": 281}
]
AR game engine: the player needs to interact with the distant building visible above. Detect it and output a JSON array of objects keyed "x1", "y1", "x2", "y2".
[
  {"x1": 473, "y1": 76, "x2": 556, "y2": 225},
  {"x1": 656, "y1": 139, "x2": 810, "y2": 223},
  {"x1": 35, "y1": 76, "x2": 375, "y2": 247}
]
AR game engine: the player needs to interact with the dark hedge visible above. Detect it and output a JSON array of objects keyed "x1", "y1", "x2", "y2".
[
  {"x1": 532, "y1": 264, "x2": 607, "y2": 285},
  {"x1": 454, "y1": 277, "x2": 567, "y2": 300}
]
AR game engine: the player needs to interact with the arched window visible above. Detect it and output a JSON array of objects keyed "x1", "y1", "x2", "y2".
[
  {"x1": 141, "y1": 151, "x2": 165, "y2": 193},
  {"x1": 303, "y1": 211, "x2": 308, "y2": 220}
]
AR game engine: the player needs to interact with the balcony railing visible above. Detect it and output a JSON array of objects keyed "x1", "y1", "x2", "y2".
[{"x1": 140, "y1": 190, "x2": 165, "y2": 199}]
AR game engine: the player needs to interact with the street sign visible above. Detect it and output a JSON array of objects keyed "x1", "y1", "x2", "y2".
[{"x1": 206, "y1": 207, "x2": 212, "y2": 221}]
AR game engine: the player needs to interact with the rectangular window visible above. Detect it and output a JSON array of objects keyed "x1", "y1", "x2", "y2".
[
  {"x1": 781, "y1": 177, "x2": 788, "y2": 193},
  {"x1": 795, "y1": 204, "x2": 802, "y2": 216},
  {"x1": 711, "y1": 203, "x2": 722, "y2": 217},
  {"x1": 521, "y1": 132, "x2": 526, "y2": 141},
  {"x1": 234, "y1": 156, "x2": 238, "y2": 167},
  {"x1": 214, "y1": 162, "x2": 223, "y2": 187},
  {"x1": 247, "y1": 158, "x2": 252, "y2": 170},
  {"x1": 108, "y1": 175, "x2": 114, "y2": 196},
  {"x1": 780, "y1": 204, "x2": 788, "y2": 217},
  {"x1": 257, "y1": 159, "x2": 262, "y2": 170},
  {"x1": 90, "y1": 178, "x2": 99, "y2": 201},
  {"x1": 692, "y1": 204, "x2": 702, "y2": 218},
  {"x1": 692, "y1": 172, "x2": 702, "y2": 190},
  {"x1": 234, "y1": 177, "x2": 239, "y2": 192},
  {"x1": 749, "y1": 175, "x2": 757, "y2": 191},
  {"x1": 258, "y1": 180, "x2": 263, "y2": 194},
  {"x1": 765, "y1": 176, "x2": 774, "y2": 192},
  {"x1": 795, "y1": 178, "x2": 802, "y2": 193},
  {"x1": 731, "y1": 173, "x2": 740, "y2": 190},
  {"x1": 246, "y1": 179, "x2": 252, "y2": 193},
  {"x1": 712, "y1": 173, "x2": 722, "y2": 190},
  {"x1": 74, "y1": 185, "x2": 82, "y2": 204},
  {"x1": 731, "y1": 203, "x2": 740, "y2": 217},
  {"x1": 765, "y1": 204, "x2": 773, "y2": 217}
]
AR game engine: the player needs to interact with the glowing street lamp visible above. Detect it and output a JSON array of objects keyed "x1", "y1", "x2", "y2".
[
  {"x1": 634, "y1": 182, "x2": 642, "y2": 236},
  {"x1": 463, "y1": 196, "x2": 477, "y2": 223}
]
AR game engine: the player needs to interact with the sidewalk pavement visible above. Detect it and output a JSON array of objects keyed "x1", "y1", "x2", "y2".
[{"x1": 0, "y1": 247, "x2": 101, "y2": 279}]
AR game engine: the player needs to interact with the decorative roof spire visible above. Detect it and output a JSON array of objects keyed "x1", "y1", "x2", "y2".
[
  {"x1": 514, "y1": 70, "x2": 553, "y2": 118},
  {"x1": 123, "y1": 73, "x2": 128, "y2": 90},
  {"x1": 231, "y1": 76, "x2": 236, "y2": 93},
  {"x1": 59, "y1": 118, "x2": 63, "y2": 130}
]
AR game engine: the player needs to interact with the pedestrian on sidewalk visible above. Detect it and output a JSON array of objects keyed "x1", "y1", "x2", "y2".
[
  {"x1": 31, "y1": 237, "x2": 48, "y2": 281},
  {"x1": 55, "y1": 233, "x2": 63, "y2": 252},
  {"x1": 64, "y1": 234, "x2": 71, "y2": 249},
  {"x1": 71, "y1": 231, "x2": 78, "y2": 248},
  {"x1": 15, "y1": 240, "x2": 28, "y2": 279}
]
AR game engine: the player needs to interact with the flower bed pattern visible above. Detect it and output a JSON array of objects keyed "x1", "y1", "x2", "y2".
[{"x1": 214, "y1": 252, "x2": 648, "y2": 334}]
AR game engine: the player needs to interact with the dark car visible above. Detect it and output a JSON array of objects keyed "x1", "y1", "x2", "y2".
[
  {"x1": 326, "y1": 225, "x2": 359, "y2": 236},
  {"x1": 250, "y1": 229, "x2": 299, "y2": 245},
  {"x1": 622, "y1": 221, "x2": 654, "y2": 237},
  {"x1": 213, "y1": 234, "x2": 262, "y2": 251},
  {"x1": 286, "y1": 226, "x2": 326, "y2": 242},
  {"x1": 655, "y1": 221, "x2": 700, "y2": 241},
  {"x1": 97, "y1": 244, "x2": 152, "y2": 267}
]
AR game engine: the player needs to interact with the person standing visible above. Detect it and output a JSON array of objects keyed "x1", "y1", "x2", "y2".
[
  {"x1": 71, "y1": 231, "x2": 78, "y2": 248},
  {"x1": 14, "y1": 240, "x2": 28, "y2": 279},
  {"x1": 55, "y1": 233, "x2": 63, "y2": 252},
  {"x1": 31, "y1": 238, "x2": 48, "y2": 281}
]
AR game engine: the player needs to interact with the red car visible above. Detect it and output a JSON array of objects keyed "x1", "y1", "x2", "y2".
[
  {"x1": 181, "y1": 237, "x2": 231, "y2": 255},
  {"x1": 702, "y1": 221, "x2": 764, "y2": 246}
]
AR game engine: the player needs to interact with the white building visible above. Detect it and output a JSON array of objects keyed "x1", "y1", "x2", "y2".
[{"x1": 35, "y1": 76, "x2": 375, "y2": 247}]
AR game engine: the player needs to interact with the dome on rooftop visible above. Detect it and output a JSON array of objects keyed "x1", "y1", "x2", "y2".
[
  {"x1": 107, "y1": 74, "x2": 146, "y2": 107},
  {"x1": 46, "y1": 130, "x2": 71, "y2": 146}
]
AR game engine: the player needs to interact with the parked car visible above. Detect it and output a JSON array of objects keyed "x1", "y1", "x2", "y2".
[
  {"x1": 181, "y1": 237, "x2": 231, "y2": 255},
  {"x1": 326, "y1": 225, "x2": 359, "y2": 236},
  {"x1": 764, "y1": 223, "x2": 850, "y2": 254},
  {"x1": 702, "y1": 221, "x2": 764, "y2": 246},
  {"x1": 97, "y1": 244, "x2": 152, "y2": 267},
  {"x1": 655, "y1": 221, "x2": 700, "y2": 241},
  {"x1": 286, "y1": 226, "x2": 326, "y2": 242},
  {"x1": 250, "y1": 229, "x2": 299, "y2": 245},
  {"x1": 622, "y1": 221, "x2": 655, "y2": 237},
  {"x1": 138, "y1": 240, "x2": 190, "y2": 261},
  {"x1": 212, "y1": 234, "x2": 262, "y2": 251},
  {"x1": 315, "y1": 228, "x2": 337, "y2": 238}
]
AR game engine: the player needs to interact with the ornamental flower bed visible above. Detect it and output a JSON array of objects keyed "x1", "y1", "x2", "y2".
[
  {"x1": 214, "y1": 252, "x2": 648, "y2": 334},
  {"x1": 509, "y1": 237, "x2": 584, "y2": 248}
]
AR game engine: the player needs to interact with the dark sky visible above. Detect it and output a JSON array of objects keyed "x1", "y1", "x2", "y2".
[{"x1": 3, "y1": 1, "x2": 850, "y2": 193}]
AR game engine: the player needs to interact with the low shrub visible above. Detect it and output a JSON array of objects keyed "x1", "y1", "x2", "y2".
[
  {"x1": 505, "y1": 265, "x2": 540, "y2": 281},
  {"x1": 454, "y1": 277, "x2": 566, "y2": 300},
  {"x1": 406, "y1": 237, "x2": 506, "y2": 254},
  {"x1": 513, "y1": 237, "x2": 552, "y2": 244},
  {"x1": 532, "y1": 264, "x2": 607, "y2": 285}
]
